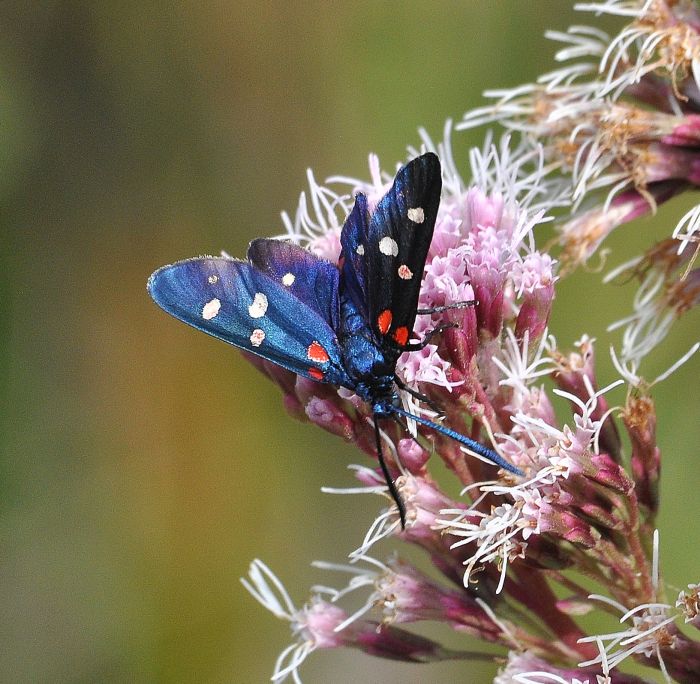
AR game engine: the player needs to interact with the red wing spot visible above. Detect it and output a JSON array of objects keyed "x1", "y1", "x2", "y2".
[
  {"x1": 307, "y1": 341, "x2": 330, "y2": 363},
  {"x1": 393, "y1": 326, "x2": 409, "y2": 346},
  {"x1": 377, "y1": 309, "x2": 392, "y2": 335},
  {"x1": 308, "y1": 367, "x2": 324, "y2": 381}
]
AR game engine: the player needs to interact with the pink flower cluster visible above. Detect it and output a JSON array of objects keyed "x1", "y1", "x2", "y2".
[
  {"x1": 237, "y1": 3, "x2": 699, "y2": 683},
  {"x1": 240, "y1": 127, "x2": 699, "y2": 682}
]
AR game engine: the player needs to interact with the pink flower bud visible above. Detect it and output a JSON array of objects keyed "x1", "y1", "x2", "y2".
[
  {"x1": 587, "y1": 452, "x2": 635, "y2": 494},
  {"x1": 397, "y1": 438, "x2": 429, "y2": 473},
  {"x1": 443, "y1": 313, "x2": 478, "y2": 370},
  {"x1": 515, "y1": 281, "x2": 554, "y2": 344},
  {"x1": 376, "y1": 559, "x2": 502, "y2": 640},
  {"x1": 305, "y1": 397, "x2": 355, "y2": 440},
  {"x1": 543, "y1": 509, "x2": 598, "y2": 548}
]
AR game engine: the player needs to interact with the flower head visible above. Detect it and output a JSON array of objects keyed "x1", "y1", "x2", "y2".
[
  {"x1": 460, "y1": 0, "x2": 700, "y2": 292},
  {"x1": 242, "y1": 559, "x2": 480, "y2": 683}
]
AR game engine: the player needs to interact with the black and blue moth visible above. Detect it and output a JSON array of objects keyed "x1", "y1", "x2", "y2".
[{"x1": 148, "y1": 153, "x2": 521, "y2": 525}]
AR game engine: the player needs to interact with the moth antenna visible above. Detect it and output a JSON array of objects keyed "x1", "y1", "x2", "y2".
[
  {"x1": 388, "y1": 405, "x2": 523, "y2": 476},
  {"x1": 402, "y1": 322, "x2": 458, "y2": 352},
  {"x1": 372, "y1": 413, "x2": 407, "y2": 529},
  {"x1": 416, "y1": 299, "x2": 476, "y2": 315}
]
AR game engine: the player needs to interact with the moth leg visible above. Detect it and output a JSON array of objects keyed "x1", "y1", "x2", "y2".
[
  {"x1": 394, "y1": 375, "x2": 445, "y2": 418},
  {"x1": 402, "y1": 322, "x2": 457, "y2": 352},
  {"x1": 373, "y1": 413, "x2": 407, "y2": 529},
  {"x1": 416, "y1": 299, "x2": 476, "y2": 315}
]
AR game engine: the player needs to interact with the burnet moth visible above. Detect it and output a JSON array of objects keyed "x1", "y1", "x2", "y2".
[{"x1": 148, "y1": 153, "x2": 522, "y2": 526}]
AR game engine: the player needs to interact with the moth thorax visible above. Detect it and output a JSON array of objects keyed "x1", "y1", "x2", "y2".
[{"x1": 371, "y1": 400, "x2": 394, "y2": 419}]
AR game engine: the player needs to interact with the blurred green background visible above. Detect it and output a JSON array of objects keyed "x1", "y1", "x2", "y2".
[{"x1": 1, "y1": 2, "x2": 697, "y2": 682}]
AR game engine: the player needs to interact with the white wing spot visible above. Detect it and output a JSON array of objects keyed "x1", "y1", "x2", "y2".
[
  {"x1": 407, "y1": 207, "x2": 425, "y2": 224},
  {"x1": 202, "y1": 298, "x2": 221, "y2": 320},
  {"x1": 207, "y1": 275, "x2": 219, "y2": 284},
  {"x1": 250, "y1": 328, "x2": 265, "y2": 347},
  {"x1": 379, "y1": 236, "x2": 399, "y2": 257},
  {"x1": 356, "y1": 244, "x2": 365, "y2": 256},
  {"x1": 398, "y1": 264, "x2": 413, "y2": 280},
  {"x1": 282, "y1": 272, "x2": 295, "y2": 286},
  {"x1": 248, "y1": 292, "x2": 268, "y2": 318}
]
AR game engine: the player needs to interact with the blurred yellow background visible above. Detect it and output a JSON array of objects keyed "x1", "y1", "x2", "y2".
[{"x1": 1, "y1": 2, "x2": 697, "y2": 682}]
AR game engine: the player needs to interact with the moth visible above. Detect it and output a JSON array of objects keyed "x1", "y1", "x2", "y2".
[{"x1": 148, "y1": 153, "x2": 521, "y2": 526}]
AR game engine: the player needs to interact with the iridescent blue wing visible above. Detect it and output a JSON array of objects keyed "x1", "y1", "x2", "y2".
[
  {"x1": 148, "y1": 256, "x2": 350, "y2": 385},
  {"x1": 246, "y1": 238, "x2": 340, "y2": 330},
  {"x1": 365, "y1": 152, "x2": 442, "y2": 349},
  {"x1": 338, "y1": 193, "x2": 371, "y2": 316}
]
